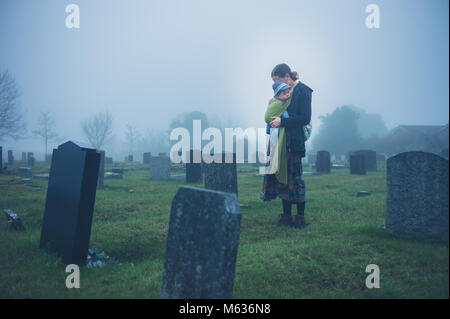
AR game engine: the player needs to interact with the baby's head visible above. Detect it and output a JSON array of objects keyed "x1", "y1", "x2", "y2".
[{"x1": 272, "y1": 80, "x2": 291, "y2": 101}]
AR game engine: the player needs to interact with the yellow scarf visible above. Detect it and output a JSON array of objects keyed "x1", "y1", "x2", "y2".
[{"x1": 264, "y1": 98, "x2": 291, "y2": 184}]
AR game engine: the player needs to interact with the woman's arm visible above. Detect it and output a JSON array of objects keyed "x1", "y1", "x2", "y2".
[{"x1": 280, "y1": 85, "x2": 312, "y2": 128}]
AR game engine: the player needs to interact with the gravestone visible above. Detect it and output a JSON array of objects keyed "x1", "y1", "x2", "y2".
[
  {"x1": 349, "y1": 154, "x2": 366, "y2": 175},
  {"x1": 161, "y1": 186, "x2": 241, "y2": 299},
  {"x1": 149, "y1": 154, "x2": 170, "y2": 180},
  {"x1": 351, "y1": 150, "x2": 377, "y2": 171},
  {"x1": 97, "y1": 150, "x2": 105, "y2": 188},
  {"x1": 39, "y1": 141, "x2": 101, "y2": 265},
  {"x1": 316, "y1": 150, "x2": 331, "y2": 174},
  {"x1": 204, "y1": 153, "x2": 237, "y2": 196},
  {"x1": 185, "y1": 150, "x2": 203, "y2": 184},
  {"x1": 104, "y1": 172, "x2": 122, "y2": 179},
  {"x1": 27, "y1": 152, "x2": 34, "y2": 167},
  {"x1": 8, "y1": 150, "x2": 14, "y2": 166},
  {"x1": 18, "y1": 167, "x2": 32, "y2": 178},
  {"x1": 143, "y1": 152, "x2": 152, "y2": 164},
  {"x1": 21, "y1": 152, "x2": 26, "y2": 162},
  {"x1": 384, "y1": 151, "x2": 449, "y2": 241}
]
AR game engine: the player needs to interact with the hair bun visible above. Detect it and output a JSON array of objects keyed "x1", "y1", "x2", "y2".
[{"x1": 291, "y1": 71, "x2": 299, "y2": 80}]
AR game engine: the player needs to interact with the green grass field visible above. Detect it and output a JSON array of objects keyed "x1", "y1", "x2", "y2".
[{"x1": 0, "y1": 163, "x2": 448, "y2": 298}]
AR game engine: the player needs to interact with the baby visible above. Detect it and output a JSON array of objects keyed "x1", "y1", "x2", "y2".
[{"x1": 266, "y1": 80, "x2": 291, "y2": 134}]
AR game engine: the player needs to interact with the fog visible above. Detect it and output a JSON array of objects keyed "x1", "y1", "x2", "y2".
[{"x1": 0, "y1": 0, "x2": 448, "y2": 160}]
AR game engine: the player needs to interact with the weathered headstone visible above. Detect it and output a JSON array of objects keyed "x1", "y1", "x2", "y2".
[
  {"x1": 351, "y1": 150, "x2": 377, "y2": 171},
  {"x1": 204, "y1": 153, "x2": 237, "y2": 196},
  {"x1": 27, "y1": 152, "x2": 34, "y2": 167},
  {"x1": 316, "y1": 150, "x2": 331, "y2": 174},
  {"x1": 104, "y1": 172, "x2": 122, "y2": 179},
  {"x1": 161, "y1": 186, "x2": 242, "y2": 299},
  {"x1": 39, "y1": 141, "x2": 101, "y2": 265},
  {"x1": 384, "y1": 151, "x2": 449, "y2": 241},
  {"x1": 349, "y1": 154, "x2": 366, "y2": 175},
  {"x1": 185, "y1": 150, "x2": 202, "y2": 184},
  {"x1": 97, "y1": 150, "x2": 105, "y2": 188},
  {"x1": 18, "y1": 167, "x2": 32, "y2": 178},
  {"x1": 143, "y1": 152, "x2": 152, "y2": 164},
  {"x1": 149, "y1": 154, "x2": 170, "y2": 180},
  {"x1": 8, "y1": 150, "x2": 14, "y2": 166}
]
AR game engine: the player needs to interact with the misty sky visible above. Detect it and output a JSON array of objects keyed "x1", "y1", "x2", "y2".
[{"x1": 0, "y1": 0, "x2": 448, "y2": 157}]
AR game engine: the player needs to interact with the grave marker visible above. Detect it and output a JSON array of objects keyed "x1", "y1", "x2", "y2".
[{"x1": 39, "y1": 141, "x2": 101, "y2": 265}]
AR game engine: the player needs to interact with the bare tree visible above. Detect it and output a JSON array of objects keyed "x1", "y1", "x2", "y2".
[
  {"x1": 81, "y1": 112, "x2": 113, "y2": 150},
  {"x1": 124, "y1": 124, "x2": 141, "y2": 155},
  {"x1": 0, "y1": 69, "x2": 26, "y2": 141},
  {"x1": 32, "y1": 111, "x2": 59, "y2": 157}
]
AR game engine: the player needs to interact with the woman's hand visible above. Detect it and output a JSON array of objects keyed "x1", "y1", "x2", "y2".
[{"x1": 270, "y1": 116, "x2": 281, "y2": 128}]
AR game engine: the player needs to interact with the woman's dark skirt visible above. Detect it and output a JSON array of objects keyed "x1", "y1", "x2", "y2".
[{"x1": 260, "y1": 150, "x2": 306, "y2": 203}]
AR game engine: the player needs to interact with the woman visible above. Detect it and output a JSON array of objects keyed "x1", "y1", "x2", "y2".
[{"x1": 260, "y1": 63, "x2": 313, "y2": 229}]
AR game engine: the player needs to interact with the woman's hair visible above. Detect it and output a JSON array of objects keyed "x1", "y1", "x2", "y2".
[{"x1": 271, "y1": 63, "x2": 299, "y2": 81}]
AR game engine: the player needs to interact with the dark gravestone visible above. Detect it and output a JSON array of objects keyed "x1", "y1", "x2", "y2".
[
  {"x1": 185, "y1": 150, "x2": 203, "y2": 184},
  {"x1": 143, "y1": 152, "x2": 152, "y2": 164},
  {"x1": 97, "y1": 150, "x2": 105, "y2": 188},
  {"x1": 8, "y1": 150, "x2": 14, "y2": 166},
  {"x1": 384, "y1": 151, "x2": 449, "y2": 241},
  {"x1": 27, "y1": 152, "x2": 34, "y2": 167},
  {"x1": 18, "y1": 167, "x2": 32, "y2": 178},
  {"x1": 316, "y1": 150, "x2": 331, "y2": 174},
  {"x1": 21, "y1": 152, "x2": 26, "y2": 162},
  {"x1": 349, "y1": 154, "x2": 366, "y2": 175},
  {"x1": 149, "y1": 155, "x2": 170, "y2": 180},
  {"x1": 204, "y1": 153, "x2": 237, "y2": 196},
  {"x1": 39, "y1": 141, "x2": 101, "y2": 265},
  {"x1": 161, "y1": 186, "x2": 242, "y2": 299},
  {"x1": 352, "y1": 150, "x2": 377, "y2": 171}
]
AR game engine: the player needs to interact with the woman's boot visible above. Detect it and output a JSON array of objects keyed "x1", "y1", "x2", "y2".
[
  {"x1": 293, "y1": 202, "x2": 306, "y2": 229},
  {"x1": 277, "y1": 200, "x2": 293, "y2": 226}
]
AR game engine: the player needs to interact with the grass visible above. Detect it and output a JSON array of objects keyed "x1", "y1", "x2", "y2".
[{"x1": 0, "y1": 162, "x2": 448, "y2": 298}]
